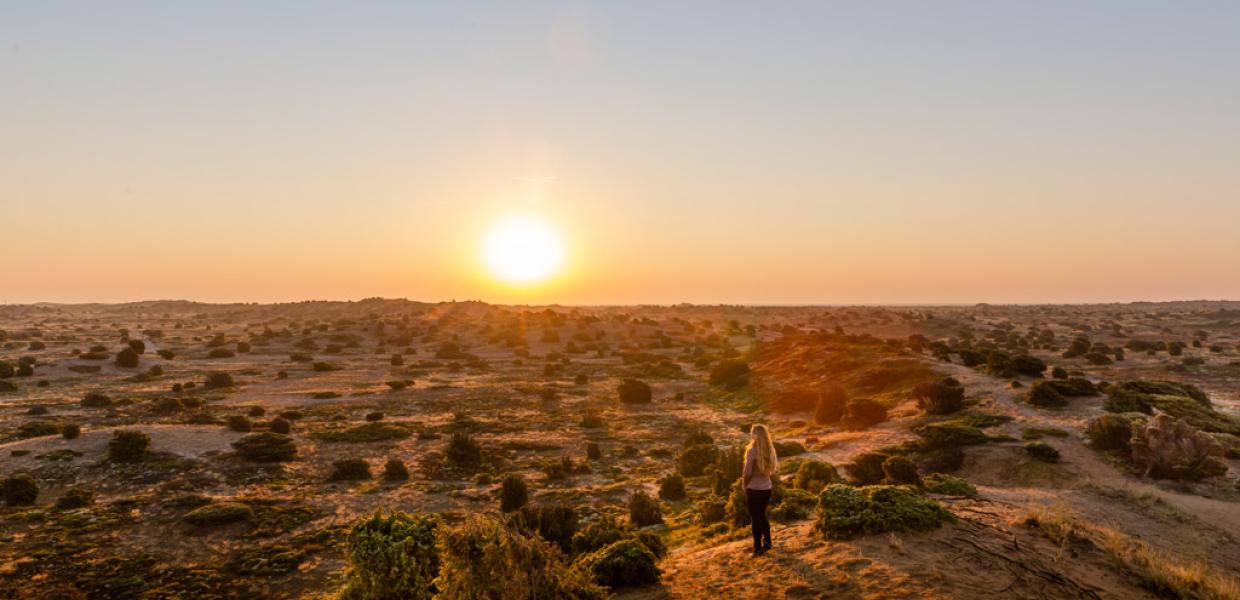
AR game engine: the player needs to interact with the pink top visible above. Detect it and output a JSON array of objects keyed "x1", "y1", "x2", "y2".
[{"x1": 743, "y1": 446, "x2": 772, "y2": 490}]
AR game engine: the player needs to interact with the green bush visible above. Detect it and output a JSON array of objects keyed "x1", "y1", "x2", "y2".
[
  {"x1": 922, "y1": 473, "x2": 977, "y2": 497},
  {"x1": 81, "y1": 392, "x2": 112, "y2": 408},
  {"x1": 881, "y1": 456, "x2": 921, "y2": 486},
  {"x1": 330, "y1": 459, "x2": 373, "y2": 481},
  {"x1": 815, "y1": 484, "x2": 952, "y2": 540},
  {"x1": 108, "y1": 429, "x2": 151, "y2": 462},
  {"x1": 913, "y1": 377, "x2": 965, "y2": 415},
  {"x1": 317, "y1": 422, "x2": 413, "y2": 443},
  {"x1": 844, "y1": 451, "x2": 890, "y2": 485},
  {"x1": 342, "y1": 512, "x2": 439, "y2": 600},
  {"x1": 208, "y1": 348, "x2": 236, "y2": 359},
  {"x1": 578, "y1": 539, "x2": 660, "y2": 589},
  {"x1": 501, "y1": 474, "x2": 529, "y2": 512},
  {"x1": 232, "y1": 432, "x2": 298, "y2": 462},
  {"x1": 61, "y1": 423, "x2": 81, "y2": 440},
  {"x1": 184, "y1": 502, "x2": 254, "y2": 527},
  {"x1": 514, "y1": 503, "x2": 579, "y2": 553},
  {"x1": 698, "y1": 500, "x2": 726, "y2": 524},
  {"x1": 774, "y1": 440, "x2": 806, "y2": 456},
  {"x1": 446, "y1": 433, "x2": 483, "y2": 466},
  {"x1": 658, "y1": 473, "x2": 686, "y2": 501},
  {"x1": 204, "y1": 371, "x2": 235, "y2": 389},
  {"x1": 436, "y1": 516, "x2": 603, "y2": 599},
  {"x1": 383, "y1": 458, "x2": 409, "y2": 481},
  {"x1": 16, "y1": 420, "x2": 60, "y2": 439},
  {"x1": 915, "y1": 422, "x2": 989, "y2": 449},
  {"x1": 269, "y1": 417, "x2": 291, "y2": 434},
  {"x1": 56, "y1": 488, "x2": 95, "y2": 509},
  {"x1": 618, "y1": 379, "x2": 652, "y2": 404},
  {"x1": 628, "y1": 490, "x2": 663, "y2": 526},
  {"x1": 709, "y1": 359, "x2": 750, "y2": 391},
  {"x1": 227, "y1": 415, "x2": 253, "y2": 433},
  {"x1": 792, "y1": 460, "x2": 840, "y2": 493},
  {"x1": 769, "y1": 487, "x2": 817, "y2": 522},
  {"x1": 677, "y1": 443, "x2": 718, "y2": 477},
  {"x1": 1026, "y1": 380, "x2": 1067, "y2": 409},
  {"x1": 1045, "y1": 377, "x2": 1098, "y2": 397},
  {"x1": 2, "y1": 473, "x2": 38, "y2": 506},
  {"x1": 841, "y1": 398, "x2": 888, "y2": 430},
  {"x1": 1086, "y1": 414, "x2": 1135, "y2": 452},
  {"x1": 1024, "y1": 442, "x2": 1060, "y2": 463},
  {"x1": 116, "y1": 347, "x2": 140, "y2": 368}
]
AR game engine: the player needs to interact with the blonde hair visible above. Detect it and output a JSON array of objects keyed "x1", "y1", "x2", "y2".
[{"x1": 748, "y1": 424, "x2": 778, "y2": 476}]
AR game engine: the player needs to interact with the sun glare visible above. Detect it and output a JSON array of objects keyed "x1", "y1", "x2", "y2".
[{"x1": 481, "y1": 214, "x2": 565, "y2": 284}]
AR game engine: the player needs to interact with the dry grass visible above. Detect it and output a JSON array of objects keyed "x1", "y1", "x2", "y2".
[{"x1": 1022, "y1": 504, "x2": 1240, "y2": 600}]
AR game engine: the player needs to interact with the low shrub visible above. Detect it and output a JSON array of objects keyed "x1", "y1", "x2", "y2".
[
  {"x1": 677, "y1": 443, "x2": 719, "y2": 477},
  {"x1": 844, "y1": 451, "x2": 890, "y2": 485},
  {"x1": 208, "y1": 348, "x2": 236, "y2": 359},
  {"x1": 922, "y1": 473, "x2": 977, "y2": 497},
  {"x1": 1026, "y1": 380, "x2": 1067, "y2": 409},
  {"x1": 342, "y1": 511, "x2": 439, "y2": 600},
  {"x1": 227, "y1": 415, "x2": 253, "y2": 433},
  {"x1": 501, "y1": 474, "x2": 529, "y2": 512},
  {"x1": 658, "y1": 473, "x2": 686, "y2": 500},
  {"x1": 61, "y1": 423, "x2": 81, "y2": 439},
  {"x1": 317, "y1": 422, "x2": 413, "y2": 443},
  {"x1": 915, "y1": 422, "x2": 989, "y2": 449},
  {"x1": 330, "y1": 459, "x2": 373, "y2": 481},
  {"x1": 184, "y1": 502, "x2": 254, "y2": 527},
  {"x1": 437, "y1": 516, "x2": 602, "y2": 599},
  {"x1": 709, "y1": 359, "x2": 750, "y2": 391},
  {"x1": 232, "y1": 432, "x2": 297, "y2": 462},
  {"x1": 514, "y1": 503, "x2": 579, "y2": 553},
  {"x1": 618, "y1": 379, "x2": 652, "y2": 404},
  {"x1": 815, "y1": 484, "x2": 952, "y2": 540},
  {"x1": 773, "y1": 440, "x2": 806, "y2": 456},
  {"x1": 1024, "y1": 442, "x2": 1060, "y2": 463},
  {"x1": 579, "y1": 539, "x2": 661, "y2": 589},
  {"x1": 82, "y1": 392, "x2": 112, "y2": 408},
  {"x1": 814, "y1": 385, "x2": 848, "y2": 424},
  {"x1": 383, "y1": 458, "x2": 409, "y2": 481},
  {"x1": 913, "y1": 377, "x2": 965, "y2": 415},
  {"x1": 2, "y1": 473, "x2": 38, "y2": 506},
  {"x1": 881, "y1": 456, "x2": 921, "y2": 486},
  {"x1": 116, "y1": 348, "x2": 140, "y2": 368},
  {"x1": 108, "y1": 429, "x2": 151, "y2": 462},
  {"x1": 1130, "y1": 415, "x2": 1227, "y2": 480},
  {"x1": 56, "y1": 488, "x2": 95, "y2": 509},
  {"x1": 269, "y1": 417, "x2": 291, "y2": 434},
  {"x1": 446, "y1": 433, "x2": 483, "y2": 466},
  {"x1": 204, "y1": 371, "x2": 235, "y2": 389},
  {"x1": 17, "y1": 420, "x2": 60, "y2": 439},
  {"x1": 793, "y1": 460, "x2": 840, "y2": 493},
  {"x1": 628, "y1": 490, "x2": 663, "y2": 526},
  {"x1": 1086, "y1": 414, "x2": 1135, "y2": 452}
]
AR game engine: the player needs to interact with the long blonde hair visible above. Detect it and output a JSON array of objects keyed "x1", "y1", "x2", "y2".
[{"x1": 748, "y1": 424, "x2": 778, "y2": 476}]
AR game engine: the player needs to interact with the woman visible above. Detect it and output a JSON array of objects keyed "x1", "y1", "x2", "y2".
[{"x1": 742, "y1": 423, "x2": 778, "y2": 556}]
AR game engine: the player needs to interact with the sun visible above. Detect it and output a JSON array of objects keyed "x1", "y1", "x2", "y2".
[{"x1": 481, "y1": 214, "x2": 566, "y2": 284}]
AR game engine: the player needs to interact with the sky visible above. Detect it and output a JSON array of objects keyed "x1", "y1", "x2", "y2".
[{"x1": 2, "y1": 1, "x2": 1238, "y2": 305}]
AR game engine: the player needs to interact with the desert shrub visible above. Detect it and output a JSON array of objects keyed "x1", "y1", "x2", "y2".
[
  {"x1": 247, "y1": 406, "x2": 265, "y2": 417},
  {"x1": 1026, "y1": 380, "x2": 1067, "y2": 408},
  {"x1": 658, "y1": 473, "x2": 686, "y2": 500},
  {"x1": 61, "y1": 423, "x2": 81, "y2": 440},
  {"x1": 1046, "y1": 377, "x2": 1098, "y2": 397},
  {"x1": 383, "y1": 458, "x2": 410, "y2": 481},
  {"x1": 586, "y1": 442, "x2": 602, "y2": 460},
  {"x1": 389, "y1": 353, "x2": 404, "y2": 366},
  {"x1": 269, "y1": 417, "x2": 291, "y2": 434},
  {"x1": 1024, "y1": 442, "x2": 1060, "y2": 463},
  {"x1": 709, "y1": 359, "x2": 750, "y2": 390},
  {"x1": 628, "y1": 490, "x2": 663, "y2": 526},
  {"x1": 2, "y1": 473, "x2": 38, "y2": 506},
  {"x1": 913, "y1": 377, "x2": 965, "y2": 415},
  {"x1": 436, "y1": 516, "x2": 603, "y2": 600},
  {"x1": 514, "y1": 503, "x2": 579, "y2": 553},
  {"x1": 0, "y1": 361, "x2": 12, "y2": 378},
  {"x1": 881, "y1": 456, "x2": 921, "y2": 486},
  {"x1": 232, "y1": 432, "x2": 298, "y2": 462},
  {"x1": 227, "y1": 415, "x2": 253, "y2": 432},
  {"x1": 17, "y1": 420, "x2": 60, "y2": 439},
  {"x1": 108, "y1": 429, "x2": 151, "y2": 462},
  {"x1": 815, "y1": 484, "x2": 952, "y2": 540},
  {"x1": 208, "y1": 348, "x2": 236, "y2": 359},
  {"x1": 677, "y1": 443, "x2": 719, "y2": 477},
  {"x1": 313, "y1": 361, "x2": 337, "y2": 372},
  {"x1": 1012, "y1": 355, "x2": 1047, "y2": 377},
  {"x1": 841, "y1": 398, "x2": 888, "y2": 430},
  {"x1": 767, "y1": 486, "x2": 817, "y2": 523},
  {"x1": 1086, "y1": 414, "x2": 1135, "y2": 452},
  {"x1": 922, "y1": 473, "x2": 977, "y2": 497},
  {"x1": 618, "y1": 379, "x2": 652, "y2": 404},
  {"x1": 570, "y1": 515, "x2": 627, "y2": 555},
  {"x1": 774, "y1": 440, "x2": 806, "y2": 456},
  {"x1": 579, "y1": 539, "x2": 661, "y2": 589},
  {"x1": 813, "y1": 385, "x2": 848, "y2": 424},
  {"x1": 0, "y1": 380, "x2": 16, "y2": 393},
  {"x1": 446, "y1": 433, "x2": 483, "y2": 466},
  {"x1": 81, "y1": 391, "x2": 112, "y2": 408},
  {"x1": 580, "y1": 413, "x2": 604, "y2": 428},
  {"x1": 116, "y1": 347, "x2": 140, "y2": 368},
  {"x1": 318, "y1": 422, "x2": 412, "y2": 443},
  {"x1": 915, "y1": 422, "x2": 989, "y2": 449},
  {"x1": 204, "y1": 371, "x2": 235, "y2": 389},
  {"x1": 56, "y1": 488, "x2": 95, "y2": 509},
  {"x1": 342, "y1": 511, "x2": 439, "y2": 600},
  {"x1": 330, "y1": 459, "x2": 373, "y2": 481},
  {"x1": 1130, "y1": 415, "x2": 1227, "y2": 480},
  {"x1": 127, "y1": 339, "x2": 145, "y2": 353},
  {"x1": 1063, "y1": 338, "x2": 1091, "y2": 358},
  {"x1": 844, "y1": 451, "x2": 890, "y2": 485},
  {"x1": 157, "y1": 349, "x2": 175, "y2": 360},
  {"x1": 366, "y1": 411, "x2": 385, "y2": 422},
  {"x1": 698, "y1": 500, "x2": 727, "y2": 523},
  {"x1": 1106, "y1": 380, "x2": 1238, "y2": 434},
  {"x1": 1050, "y1": 366, "x2": 1068, "y2": 379},
  {"x1": 501, "y1": 474, "x2": 529, "y2": 512},
  {"x1": 184, "y1": 502, "x2": 254, "y2": 527},
  {"x1": 236, "y1": 341, "x2": 251, "y2": 353},
  {"x1": 386, "y1": 380, "x2": 409, "y2": 391},
  {"x1": 792, "y1": 460, "x2": 840, "y2": 493},
  {"x1": 1083, "y1": 352, "x2": 1113, "y2": 365}
]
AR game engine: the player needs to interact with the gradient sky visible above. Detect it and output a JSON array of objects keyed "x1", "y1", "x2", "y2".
[{"x1": 3, "y1": 1, "x2": 1238, "y2": 305}]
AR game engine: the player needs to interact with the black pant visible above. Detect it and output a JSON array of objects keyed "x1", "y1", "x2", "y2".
[{"x1": 747, "y1": 488, "x2": 772, "y2": 551}]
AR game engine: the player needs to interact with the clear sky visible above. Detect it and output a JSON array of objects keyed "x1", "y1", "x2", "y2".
[{"x1": 3, "y1": 1, "x2": 1238, "y2": 305}]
